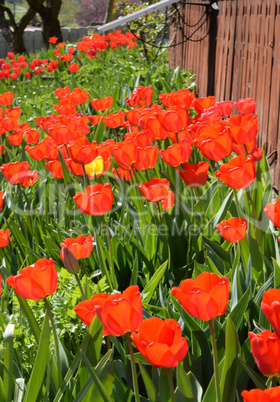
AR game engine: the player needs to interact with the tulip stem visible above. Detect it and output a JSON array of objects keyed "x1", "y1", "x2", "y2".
[
  {"x1": 209, "y1": 319, "x2": 222, "y2": 402},
  {"x1": 167, "y1": 368, "x2": 176, "y2": 402},
  {"x1": 126, "y1": 333, "x2": 140, "y2": 402},
  {"x1": 102, "y1": 216, "x2": 117, "y2": 290},
  {"x1": 74, "y1": 273, "x2": 86, "y2": 301},
  {"x1": 44, "y1": 297, "x2": 62, "y2": 387},
  {"x1": 245, "y1": 188, "x2": 262, "y2": 247},
  {"x1": 233, "y1": 189, "x2": 242, "y2": 218},
  {"x1": 272, "y1": 376, "x2": 278, "y2": 387}
]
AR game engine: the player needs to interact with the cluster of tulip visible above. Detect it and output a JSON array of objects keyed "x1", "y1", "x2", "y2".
[
  {"x1": 1, "y1": 72, "x2": 280, "y2": 400},
  {"x1": 0, "y1": 31, "x2": 138, "y2": 81}
]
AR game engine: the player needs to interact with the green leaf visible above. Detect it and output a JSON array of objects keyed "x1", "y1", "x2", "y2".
[
  {"x1": 95, "y1": 119, "x2": 106, "y2": 144},
  {"x1": 14, "y1": 379, "x2": 25, "y2": 402},
  {"x1": 141, "y1": 260, "x2": 168, "y2": 305},
  {"x1": 272, "y1": 258, "x2": 280, "y2": 289},
  {"x1": 238, "y1": 356, "x2": 266, "y2": 390},
  {"x1": 175, "y1": 364, "x2": 195, "y2": 402},
  {"x1": 202, "y1": 237, "x2": 231, "y2": 266},
  {"x1": 16, "y1": 295, "x2": 41, "y2": 343},
  {"x1": 24, "y1": 313, "x2": 50, "y2": 402},
  {"x1": 85, "y1": 316, "x2": 104, "y2": 367},
  {"x1": 81, "y1": 352, "x2": 113, "y2": 402},
  {"x1": 139, "y1": 362, "x2": 160, "y2": 402},
  {"x1": 95, "y1": 233, "x2": 113, "y2": 292},
  {"x1": 207, "y1": 189, "x2": 233, "y2": 229},
  {"x1": 220, "y1": 317, "x2": 240, "y2": 402},
  {"x1": 3, "y1": 324, "x2": 15, "y2": 402},
  {"x1": 229, "y1": 284, "x2": 251, "y2": 330}
]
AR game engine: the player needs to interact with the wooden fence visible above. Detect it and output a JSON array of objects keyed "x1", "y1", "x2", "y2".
[
  {"x1": 0, "y1": 27, "x2": 89, "y2": 58},
  {"x1": 169, "y1": 0, "x2": 280, "y2": 189}
]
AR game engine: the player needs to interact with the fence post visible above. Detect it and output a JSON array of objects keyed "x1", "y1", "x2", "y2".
[{"x1": 207, "y1": 5, "x2": 218, "y2": 96}]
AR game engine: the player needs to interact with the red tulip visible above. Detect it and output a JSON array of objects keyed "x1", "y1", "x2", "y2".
[
  {"x1": 74, "y1": 293, "x2": 110, "y2": 334},
  {"x1": 159, "y1": 139, "x2": 192, "y2": 167},
  {"x1": 227, "y1": 114, "x2": 258, "y2": 145},
  {"x1": 216, "y1": 217, "x2": 247, "y2": 243},
  {"x1": 68, "y1": 63, "x2": 79, "y2": 73},
  {"x1": 194, "y1": 126, "x2": 232, "y2": 161},
  {"x1": 159, "y1": 88, "x2": 195, "y2": 108},
  {"x1": 216, "y1": 101, "x2": 233, "y2": 117},
  {"x1": 67, "y1": 138, "x2": 97, "y2": 165},
  {"x1": 0, "y1": 229, "x2": 10, "y2": 247},
  {"x1": 242, "y1": 387, "x2": 280, "y2": 402},
  {"x1": 0, "y1": 161, "x2": 39, "y2": 187},
  {"x1": 102, "y1": 111, "x2": 125, "y2": 128},
  {"x1": 26, "y1": 129, "x2": 40, "y2": 144},
  {"x1": 249, "y1": 330, "x2": 280, "y2": 377},
  {"x1": 155, "y1": 106, "x2": 188, "y2": 132},
  {"x1": 215, "y1": 156, "x2": 256, "y2": 189},
  {"x1": 171, "y1": 272, "x2": 229, "y2": 321},
  {"x1": 192, "y1": 96, "x2": 216, "y2": 114},
  {"x1": 131, "y1": 317, "x2": 188, "y2": 368},
  {"x1": 0, "y1": 191, "x2": 4, "y2": 210},
  {"x1": 264, "y1": 198, "x2": 280, "y2": 228},
  {"x1": 133, "y1": 146, "x2": 158, "y2": 170},
  {"x1": 125, "y1": 108, "x2": 146, "y2": 126},
  {"x1": 0, "y1": 91, "x2": 13, "y2": 106},
  {"x1": 73, "y1": 183, "x2": 113, "y2": 215},
  {"x1": 112, "y1": 140, "x2": 138, "y2": 169},
  {"x1": 25, "y1": 137, "x2": 59, "y2": 161},
  {"x1": 6, "y1": 258, "x2": 57, "y2": 300},
  {"x1": 139, "y1": 178, "x2": 170, "y2": 203},
  {"x1": 177, "y1": 162, "x2": 209, "y2": 187},
  {"x1": 60, "y1": 235, "x2": 93, "y2": 261},
  {"x1": 235, "y1": 98, "x2": 256, "y2": 115},
  {"x1": 45, "y1": 160, "x2": 69, "y2": 180},
  {"x1": 91, "y1": 96, "x2": 113, "y2": 111},
  {"x1": 162, "y1": 191, "x2": 175, "y2": 210},
  {"x1": 261, "y1": 289, "x2": 280, "y2": 340},
  {"x1": 54, "y1": 86, "x2": 70, "y2": 98},
  {"x1": 95, "y1": 285, "x2": 143, "y2": 336},
  {"x1": 112, "y1": 166, "x2": 134, "y2": 181}
]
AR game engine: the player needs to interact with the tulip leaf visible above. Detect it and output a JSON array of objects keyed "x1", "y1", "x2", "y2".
[
  {"x1": 248, "y1": 229, "x2": 264, "y2": 281},
  {"x1": 220, "y1": 317, "x2": 240, "y2": 402},
  {"x1": 229, "y1": 284, "x2": 251, "y2": 330},
  {"x1": 85, "y1": 315, "x2": 104, "y2": 367},
  {"x1": 186, "y1": 372, "x2": 203, "y2": 402},
  {"x1": 58, "y1": 149, "x2": 72, "y2": 193},
  {"x1": 202, "y1": 236, "x2": 231, "y2": 266},
  {"x1": 159, "y1": 367, "x2": 171, "y2": 402},
  {"x1": 139, "y1": 362, "x2": 160, "y2": 402},
  {"x1": 237, "y1": 356, "x2": 266, "y2": 390},
  {"x1": 3, "y1": 323, "x2": 15, "y2": 402},
  {"x1": 207, "y1": 189, "x2": 233, "y2": 229},
  {"x1": 272, "y1": 258, "x2": 280, "y2": 289},
  {"x1": 24, "y1": 313, "x2": 50, "y2": 402},
  {"x1": 80, "y1": 352, "x2": 113, "y2": 402},
  {"x1": 14, "y1": 378, "x2": 25, "y2": 402},
  {"x1": 95, "y1": 233, "x2": 114, "y2": 292},
  {"x1": 95, "y1": 119, "x2": 106, "y2": 144},
  {"x1": 141, "y1": 260, "x2": 168, "y2": 305},
  {"x1": 15, "y1": 295, "x2": 41, "y2": 343},
  {"x1": 202, "y1": 357, "x2": 225, "y2": 402},
  {"x1": 175, "y1": 364, "x2": 195, "y2": 402}
]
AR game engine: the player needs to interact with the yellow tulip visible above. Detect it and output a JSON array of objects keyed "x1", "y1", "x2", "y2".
[{"x1": 84, "y1": 156, "x2": 104, "y2": 176}]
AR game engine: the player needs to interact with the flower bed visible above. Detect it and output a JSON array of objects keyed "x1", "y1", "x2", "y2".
[{"x1": 0, "y1": 31, "x2": 278, "y2": 401}]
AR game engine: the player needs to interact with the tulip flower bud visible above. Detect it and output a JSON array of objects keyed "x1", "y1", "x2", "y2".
[{"x1": 62, "y1": 245, "x2": 80, "y2": 274}]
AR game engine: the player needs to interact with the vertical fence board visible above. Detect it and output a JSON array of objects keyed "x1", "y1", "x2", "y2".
[{"x1": 170, "y1": 0, "x2": 280, "y2": 189}]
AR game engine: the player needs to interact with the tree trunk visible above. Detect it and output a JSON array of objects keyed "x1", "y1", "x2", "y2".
[
  {"x1": 0, "y1": 1, "x2": 36, "y2": 54},
  {"x1": 26, "y1": 0, "x2": 63, "y2": 48},
  {"x1": 104, "y1": 0, "x2": 115, "y2": 24}
]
